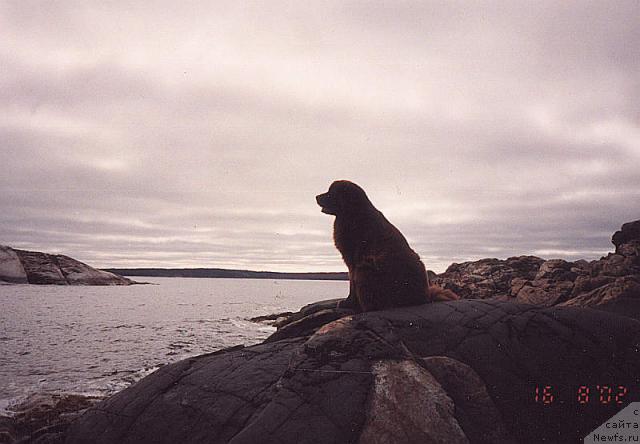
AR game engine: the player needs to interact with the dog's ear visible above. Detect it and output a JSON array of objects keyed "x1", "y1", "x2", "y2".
[
  {"x1": 331, "y1": 181, "x2": 370, "y2": 213},
  {"x1": 319, "y1": 180, "x2": 372, "y2": 216}
]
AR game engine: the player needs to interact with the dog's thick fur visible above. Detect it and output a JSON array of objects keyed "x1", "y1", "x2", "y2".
[{"x1": 316, "y1": 180, "x2": 458, "y2": 312}]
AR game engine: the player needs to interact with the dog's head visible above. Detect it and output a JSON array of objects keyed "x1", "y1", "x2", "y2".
[{"x1": 316, "y1": 180, "x2": 372, "y2": 216}]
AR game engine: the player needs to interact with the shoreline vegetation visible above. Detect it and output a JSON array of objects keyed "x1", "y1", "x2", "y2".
[{"x1": 102, "y1": 268, "x2": 349, "y2": 281}]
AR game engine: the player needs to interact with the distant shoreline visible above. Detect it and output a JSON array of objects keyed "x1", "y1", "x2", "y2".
[{"x1": 102, "y1": 268, "x2": 349, "y2": 281}]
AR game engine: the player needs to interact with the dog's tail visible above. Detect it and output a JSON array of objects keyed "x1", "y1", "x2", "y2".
[{"x1": 427, "y1": 284, "x2": 459, "y2": 302}]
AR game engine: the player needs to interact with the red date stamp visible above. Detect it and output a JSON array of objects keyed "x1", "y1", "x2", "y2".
[{"x1": 534, "y1": 385, "x2": 629, "y2": 405}]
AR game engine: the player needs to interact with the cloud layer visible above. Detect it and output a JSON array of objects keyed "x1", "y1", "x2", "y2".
[{"x1": 1, "y1": 1, "x2": 639, "y2": 272}]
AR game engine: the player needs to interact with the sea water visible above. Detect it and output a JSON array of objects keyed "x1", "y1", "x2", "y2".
[{"x1": 0, "y1": 277, "x2": 348, "y2": 410}]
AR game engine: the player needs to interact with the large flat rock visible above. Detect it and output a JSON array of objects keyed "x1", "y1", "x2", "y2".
[{"x1": 65, "y1": 300, "x2": 640, "y2": 444}]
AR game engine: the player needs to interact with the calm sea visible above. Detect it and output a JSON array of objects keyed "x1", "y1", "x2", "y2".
[{"x1": 0, "y1": 277, "x2": 348, "y2": 411}]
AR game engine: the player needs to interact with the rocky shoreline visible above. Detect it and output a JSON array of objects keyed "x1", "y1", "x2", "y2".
[
  {"x1": 433, "y1": 219, "x2": 639, "y2": 309},
  {"x1": 0, "y1": 393, "x2": 103, "y2": 444},
  {"x1": 256, "y1": 220, "x2": 640, "y2": 342},
  {"x1": 0, "y1": 246, "x2": 134, "y2": 286},
  {"x1": 2, "y1": 220, "x2": 639, "y2": 443}
]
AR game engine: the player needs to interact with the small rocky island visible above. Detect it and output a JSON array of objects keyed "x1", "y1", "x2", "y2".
[
  {"x1": 6, "y1": 220, "x2": 640, "y2": 443},
  {"x1": 0, "y1": 246, "x2": 134, "y2": 285}
]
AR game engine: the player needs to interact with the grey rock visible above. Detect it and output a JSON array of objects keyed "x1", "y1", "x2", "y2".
[
  {"x1": 515, "y1": 259, "x2": 577, "y2": 306},
  {"x1": 0, "y1": 393, "x2": 101, "y2": 444},
  {"x1": 433, "y1": 256, "x2": 544, "y2": 300},
  {"x1": 432, "y1": 220, "x2": 640, "y2": 311},
  {"x1": 612, "y1": 220, "x2": 640, "y2": 252},
  {"x1": 14, "y1": 249, "x2": 68, "y2": 285},
  {"x1": 422, "y1": 356, "x2": 516, "y2": 444},
  {"x1": 54, "y1": 254, "x2": 132, "y2": 286},
  {"x1": 0, "y1": 245, "x2": 134, "y2": 285},
  {"x1": 264, "y1": 308, "x2": 355, "y2": 343},
  {"x1": 65, "y1": 300, "x2": 640, "y2": 444},
  {"x1": 359, "y1": 359, "x2": 468, "y2": 444},
  {"x1": 561, "y1": 276, "x2": 640, "y2": 312},
  {"x1": 0, "y1": 245, "x2": 28, "y2": 284}
]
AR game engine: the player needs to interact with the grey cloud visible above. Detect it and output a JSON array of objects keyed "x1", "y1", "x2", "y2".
[
  {"x1": 1, "y1": 57, "x2": 156, "y2": 110},
  {"x1": 1, "y1": 1, "x2": 639, "y2": 272}
]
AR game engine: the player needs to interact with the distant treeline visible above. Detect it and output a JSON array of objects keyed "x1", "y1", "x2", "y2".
[{"x1": 103, "y1": 268, "x2": 349, "y2": 281}]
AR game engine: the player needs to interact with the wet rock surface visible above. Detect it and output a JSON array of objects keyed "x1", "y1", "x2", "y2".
[
  {"x1": 0, "y1": 393, "x2": 102, "y2": 444},
  {"x1": 65, "y1": 299, "x2": 640, "y2": 444},
  {"x1": 0, "y1": 246, "x2": 134, "y2": 285}
]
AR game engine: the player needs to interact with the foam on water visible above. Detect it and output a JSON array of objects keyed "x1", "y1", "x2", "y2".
[{"x1": 0, "y1": 277, "x2": 347, "y2": 407}]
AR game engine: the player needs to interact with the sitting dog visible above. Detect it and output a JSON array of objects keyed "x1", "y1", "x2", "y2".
[{"x1": 316, "y1": 180, "x2": 458, "y2": 311}]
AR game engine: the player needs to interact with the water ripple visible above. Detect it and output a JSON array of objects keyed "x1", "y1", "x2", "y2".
[{"x1": 0, "y1": 277, "x2": 348, "y2": 407}]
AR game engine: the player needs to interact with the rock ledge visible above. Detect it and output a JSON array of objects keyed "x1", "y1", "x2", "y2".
[{"x1": 0, "y1": 245, "x2": 134, "y2": 285}]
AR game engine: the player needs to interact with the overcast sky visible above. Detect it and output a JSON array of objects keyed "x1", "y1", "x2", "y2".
[{"x1": 1, "y1": 1, "x2": 639, "y2": 272}]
